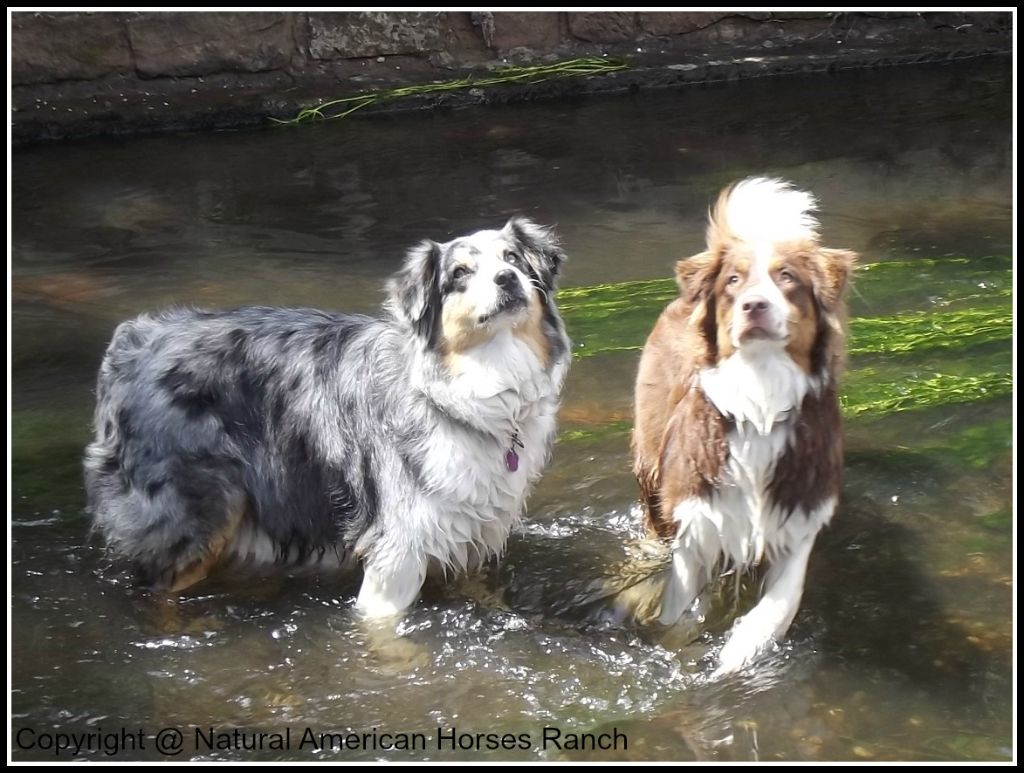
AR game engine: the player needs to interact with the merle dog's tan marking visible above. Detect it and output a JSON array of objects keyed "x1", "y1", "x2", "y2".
[{"x1": 85, "y1": 219, "x2": 571, "y2": 618}]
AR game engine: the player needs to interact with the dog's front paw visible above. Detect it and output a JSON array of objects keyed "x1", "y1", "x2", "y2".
[
  {"x1": 356, "y1": 558, "x2": 426, "y2": 620},
  {"x1": 355, "y1": 596, "x2": 406, "y2": 620},
  {"x1": 713, "y1": 620, "x2": 774, "y2": 677}
]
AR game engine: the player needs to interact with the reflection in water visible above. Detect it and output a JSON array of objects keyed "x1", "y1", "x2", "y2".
[{"x1": 11, "y1": 58, "x2": 1012, "y2": 761}]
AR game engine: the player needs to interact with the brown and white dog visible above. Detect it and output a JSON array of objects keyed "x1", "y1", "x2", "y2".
[{"x1": 632, "y1": 178, "x2": 855, "y2": 674}]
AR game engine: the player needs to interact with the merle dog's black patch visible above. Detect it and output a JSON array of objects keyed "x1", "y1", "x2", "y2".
[{"x1": 84, "y1": 219, "x2": 570, "y2": 604}]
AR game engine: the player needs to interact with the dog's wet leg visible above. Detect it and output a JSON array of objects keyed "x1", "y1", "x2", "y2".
[
  {"x1": 356, "y1": 552, "x2": 427, "y2": 619},
  {"x1": 659, "y1": 548, "x2": 707, "y2": 626},
  {"x1": 714, "y1": 535, "x2": 815, "y2": 675},
  {"x1": 164, "y1": 500, "x2": 245, "y2": 592}
]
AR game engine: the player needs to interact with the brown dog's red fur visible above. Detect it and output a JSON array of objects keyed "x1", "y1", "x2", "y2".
[
  {"x1": 633, "y1": 185, "x2": 854, "y2": 537},
  {"x1": 630, "y1": 177, "x2": 856, "y2": 674}
]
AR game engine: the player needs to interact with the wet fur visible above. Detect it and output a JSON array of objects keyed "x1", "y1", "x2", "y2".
[
  {"x1": 632, "y1": 178, "x2": 855, "y2": 673},
  {"x1": 85, "y1": 218, "x2": 570, "y2": 618}
]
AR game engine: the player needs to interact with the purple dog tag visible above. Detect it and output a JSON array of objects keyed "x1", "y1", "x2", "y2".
[{"x1": 505, "y1": 448, "x2": 519, "y2": 472}]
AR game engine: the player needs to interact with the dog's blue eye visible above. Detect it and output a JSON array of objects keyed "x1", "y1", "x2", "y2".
[
  {"x1": 505, "y1": 251, "x2": 522, "y2": 266},
  {"x1": 779, "y1": 269, "x2": 795, "y2": 284}
]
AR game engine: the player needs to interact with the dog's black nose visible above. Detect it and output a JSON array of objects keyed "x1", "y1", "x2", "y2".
[
  {"x1": 742, "y1": 296, "x2": 769, "y2": 314},
  {"x1": 495, "y1": 269, "x2": 518, "y2": 290}
]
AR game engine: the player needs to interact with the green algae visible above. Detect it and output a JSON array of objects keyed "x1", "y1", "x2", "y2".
[
  {"x1": 555, "y1": 255, "x2": 1011, "y2": 443},
  {"x1": 274, "y1": 57, "x2": 629, "y2": 125},
  {"x1": 560, "y1": 255, "x2": 1012, "y2": 360}
]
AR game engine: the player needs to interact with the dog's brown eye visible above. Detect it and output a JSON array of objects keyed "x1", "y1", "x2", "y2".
[
  {"x1": 505, "y1": 251, "x2": 522, "y2": 265},
  {"x1": 727, "y1": 274, "x2": 741, "y2": 286},
  {"x1": 452, "y1": 266, "x2": 469, "y2": 281}
]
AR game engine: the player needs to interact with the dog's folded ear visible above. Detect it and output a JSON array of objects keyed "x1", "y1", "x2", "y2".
[
  {"x1": 504, "y1": 217, "x2": 566, "y2": 290},
  {"x1": 386, "y1": 239, "x2": 442, "y2": 346},
  {"x1": 813, "y1": 248, "x2": 857, "y2": 309},
  {"x1": 675, "y1": 250, "x2": 718, "y2": 302}
]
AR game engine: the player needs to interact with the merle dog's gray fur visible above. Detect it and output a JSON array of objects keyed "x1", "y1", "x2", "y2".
[{"x1": 85, "y1": 218, "x2": 569, "y2": 611}]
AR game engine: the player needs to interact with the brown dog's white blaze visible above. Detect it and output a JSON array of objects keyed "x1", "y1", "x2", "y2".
[
  {"x1": 711, "y1": 244, "x2": 822, "y2": 373},
  {"x1": 631, "y1": 177, "x2": 856, "y2": 673}
]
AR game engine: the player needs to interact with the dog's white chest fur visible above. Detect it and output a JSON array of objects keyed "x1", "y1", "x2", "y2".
[
  {"x1": 662, "y1": 346, "x2": 837, "y2": 671},
  {"x1": 700, "y1": 344, "x2": 813, "y2": 435},
  {"x1": 428, "y1": 330, "x2": 558, "y2": 516},
  {"x1": 672, "y1": 347, "x2": 828, "y2": 568},
  {"x1": 357, "y1": 331, "x2": 562, "y2": 617}
]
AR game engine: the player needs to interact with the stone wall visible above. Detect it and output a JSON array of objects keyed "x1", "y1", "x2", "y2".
[{"x1": 11, "y1": 11, "x2": 1011, "y2": 143}]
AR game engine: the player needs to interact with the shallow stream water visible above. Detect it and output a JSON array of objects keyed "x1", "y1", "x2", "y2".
[{"x1": 11, "y1": 58, "x2": 1012, "y2": 761}]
